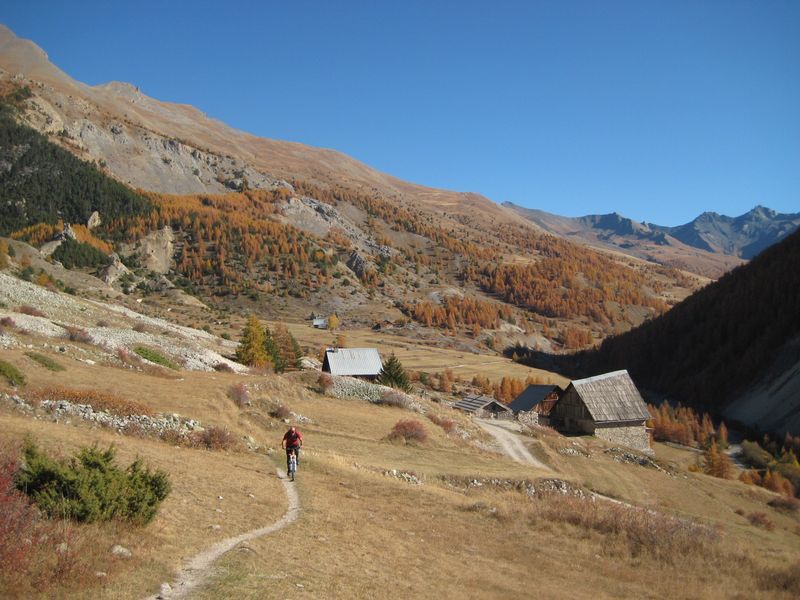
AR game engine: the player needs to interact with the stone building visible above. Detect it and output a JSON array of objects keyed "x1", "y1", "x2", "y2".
[
  {"x1": 550, "y1": 370, "x2": 652, "y2": 454},
  {"x1": 453, "y1": 394, "x2": 513, "y2": 420}
]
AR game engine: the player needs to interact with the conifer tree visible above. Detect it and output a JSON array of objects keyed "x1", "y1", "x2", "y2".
[
  {"x1": 377, "y1": 353, "x2": 411, "y2": 392},
  {"x1": 236, "y1": 316, "x2": 269, "y2": 367}
]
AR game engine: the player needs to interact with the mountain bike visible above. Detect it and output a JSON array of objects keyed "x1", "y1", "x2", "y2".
[{"x1": 287, "y1": 449, "x2": 298, "y2": 482}]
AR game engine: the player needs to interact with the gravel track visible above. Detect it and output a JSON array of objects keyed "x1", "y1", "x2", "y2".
[{"x1": 475, "y1": 418, "x2": 551, "y2": 471}]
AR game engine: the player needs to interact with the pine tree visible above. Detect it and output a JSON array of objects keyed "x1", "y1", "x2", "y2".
[
  {"x1": 235, "y1": 316, "x2": 270, "y2": 367},
  {"x1": 377, "y1": 353, "x2": 411, "y2": 392}
]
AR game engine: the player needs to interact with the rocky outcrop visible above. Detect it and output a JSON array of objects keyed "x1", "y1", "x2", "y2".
[
  {"x1": 346, "y1": 251, "x2": 371, "y2": 280},
  {"x1": 119, "y1": 226, "x2": 174, "y2": 274},
  {"x1": 99, "y1": 252, "x2": 130, "y2": 284}
]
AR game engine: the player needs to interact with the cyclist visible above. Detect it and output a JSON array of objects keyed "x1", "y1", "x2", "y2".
[{"x1": 281, "y1": 425, "x2": 303, "y2": 475}]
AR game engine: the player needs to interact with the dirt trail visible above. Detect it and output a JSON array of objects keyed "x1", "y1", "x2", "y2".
[
  {"x1": 475, "y1": 419, "x2": 551, "y2": 471},
  {"x1": 143, "y1": 467, "x2": 300, "y2": 600}
]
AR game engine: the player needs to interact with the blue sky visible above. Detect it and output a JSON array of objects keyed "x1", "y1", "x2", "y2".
[{"x1": 3, "y1": 1, "x2": 798, "y2": 225}]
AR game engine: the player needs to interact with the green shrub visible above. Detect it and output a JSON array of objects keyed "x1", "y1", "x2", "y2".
[
  {"x1": 740, "y1": 441, "x2": 772, "y2": 470},
  {"x1": 15, "y1": 441, "x2": 170, "y2": 524},
  {"x1": 133, "y1": 346, "x2": 180, "y2": 370},
  {"x1": 0, "y1": 360, "x2": 25, "y2": 387},
  {"x1": 24, "y1": 352, "x2": 65, "y2": 372}
]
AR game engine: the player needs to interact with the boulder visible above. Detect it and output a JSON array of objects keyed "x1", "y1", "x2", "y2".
[
  {"x1": 99, "y1": 253, "x2": 131, "y2": 285},
  {"x1": 87, "y1": 211, "x2": 101, "y2": 229}
]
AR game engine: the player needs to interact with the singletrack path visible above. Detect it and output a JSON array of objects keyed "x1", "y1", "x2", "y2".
[
  {"x1": 143, "y1": 467, "x2": 300, "y2": 600},
  {"x1": 474, "y1": 418, "x2": 551, "y2": 471}
]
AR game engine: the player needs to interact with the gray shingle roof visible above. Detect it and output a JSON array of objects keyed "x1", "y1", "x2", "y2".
[
  {"x1": 508, "y1": 384, "x2": 562, "y2": 413},
  {"x1": 453, "y1": 394, "x2": 511, "y2": 413},
  {"x1": 323, "y1": 348, "x2": 382, "y2": 376},
  {"x1": 570, "y1": 370, "x2": 650, "y2": 423}
]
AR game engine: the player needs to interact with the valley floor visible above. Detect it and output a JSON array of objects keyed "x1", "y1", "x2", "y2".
[{"x1": 1, "y1": 332, "x2": 798, "y2": 599}]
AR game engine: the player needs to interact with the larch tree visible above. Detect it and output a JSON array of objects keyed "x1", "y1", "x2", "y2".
[{"x1": 236, "y1": 316, "x2": 270, "y2": 367}]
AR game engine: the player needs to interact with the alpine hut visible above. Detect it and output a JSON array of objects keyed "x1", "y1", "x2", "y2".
[
  {"x1": 550, "y1": 370, "x2": 652, "y2": 453},
  {"x1": 322, "y1": 348, "x2": 382, "y2": 379},
  {"x1": 453, "y1": 394, "x2": 513, "y2": 419}
]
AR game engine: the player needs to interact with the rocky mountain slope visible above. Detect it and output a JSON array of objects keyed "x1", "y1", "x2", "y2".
[
  {"x1": 505, "y1": 202, "x2": 800, "y2": 278},
  {"x1": 657, "y1": 206, "x2": 800, "y2": 259},
  {"x1": 0, "y1": 24, "x2": 520, "y2": 227},
  {"x1": 0, "y1": 23, "x2": 705, "y2": 353}
]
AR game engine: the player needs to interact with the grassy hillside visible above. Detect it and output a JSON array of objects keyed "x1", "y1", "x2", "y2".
[{"x1": 1, "y1": 338, "x2": 798, "y2": 599}]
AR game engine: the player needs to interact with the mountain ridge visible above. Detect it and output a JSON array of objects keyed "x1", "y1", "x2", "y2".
[{"x1": 505, "y1": 201, "x2": 799, "y2": 277}]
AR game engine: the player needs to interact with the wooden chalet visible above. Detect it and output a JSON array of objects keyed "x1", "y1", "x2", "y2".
[
  {"x1": 550, "y1": 370, "x2": 652, "y2": 453},
  {"x1": 453, "y1": 394, "x2": 513, "y2": 419}
]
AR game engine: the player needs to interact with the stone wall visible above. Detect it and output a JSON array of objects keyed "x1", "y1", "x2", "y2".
[
  {"x1": 517, "y1": 410, "x2": 539, "y2": 427},
  {"x1": 594, "y1": 423, "x2": 653, "y2": 455}
]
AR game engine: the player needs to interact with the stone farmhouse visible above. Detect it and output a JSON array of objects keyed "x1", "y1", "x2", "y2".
[
  {"x1": 550, "y1": 370, "x2": 652, "y2": 454},
  {"x1": 454, "y1": 394, "x2": 513, "y2": 419},
  {"x1": 322, "y1": 348, "x2": 382, "y2": 380}
]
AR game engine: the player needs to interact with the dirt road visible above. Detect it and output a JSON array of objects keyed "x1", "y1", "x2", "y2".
[
  {"x1": 143, "y1": 467, "x2": 300, "y2": 600},
  {"x1": 475, "y1": 418, "x2": 551, "y2": 471}
]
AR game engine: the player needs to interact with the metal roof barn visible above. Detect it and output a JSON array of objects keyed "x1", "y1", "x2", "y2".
[
  {"x1": 322, "y1": 348, "x2": 383, "y2": 377},
  {"x1": 508, "y1": 384, "x2": 562, "y2": 415},
  {"x1": 454, "y1": 394, "x2": 512, "y2": 415}
]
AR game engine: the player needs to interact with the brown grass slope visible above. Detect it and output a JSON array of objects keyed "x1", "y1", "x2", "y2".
[{"x1": 0, "y1": 291, "x2": 798, "y2": 598}]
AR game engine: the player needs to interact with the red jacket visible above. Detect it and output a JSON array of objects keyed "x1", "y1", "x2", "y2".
[{"x1": 283, "y1": 429, "x2": 303, "y2": 449}]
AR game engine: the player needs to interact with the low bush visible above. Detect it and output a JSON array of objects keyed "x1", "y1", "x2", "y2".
[
  {"x1": 95, "y1": 319, "x2": 110, "y2": 327},
  {"x1": 758, "y1": 562, "x2": 800, "y2": 596},
  {"x1": 16, "y1": 441, "x2": 170, "y2": 524},
  {"x1": 63, "y1": 326, "x2": 92, "y2": 344},
  {"x1": 0, "y1": 442, "x2": 95, "y2": 594},
  {"x1": 131, "y1": 322, "x2": 149, "y2": 333},
  {"x1": 189, "y1": 426, "x2": 237, "y2": 451},
  {"x1": 28, "y1": 386, "x2": 154, "y2": 417},
  {"x1": 767, "y1": 495, "x2": 799, "y2": 512},
  {"x1": 740, "y1": 441, "x2": 773, "y2": 470},
  {"x1": 214, "y1": 362, "x2": 234, "y2": 373},
  {"x1": 388, "y1": 419, "x2": 428, "y2": 443},
  {"x1": 269, "y1": 404, "x2": 291, "y2": 420},
  {"x1": 747, "y1": 511, "x2": 775, "y2": 531},
  {"x1": 228, "y1": 383, "x2": 251, "y2": 407},
  {"x1": 0, "y1": 316, "x2": 16, "y2": 328},
  {"x1": 317, "y1": 372, "x2": 333, "y2": 394},
  {"x1": 133, "y1": 346, "x2": 179, "y2": 370},
  {"x1": 17, "y1": 305, "x2": 46, "y2": 317},
  {"x1": 0, "y1": 359, "x2": 25, "y2": 387},
  {"x1": 428, "y1": 414, "x2": 457, "y2": 434},
  {"x1": 375, "y1": 390, "x2": 410, "y2": 409},
  {"x1": 526, "y1": 492, "x2": 720, "y2": 561},
  {"x1": 25, "y1": 351, "x2": 66, "y2": 372}
]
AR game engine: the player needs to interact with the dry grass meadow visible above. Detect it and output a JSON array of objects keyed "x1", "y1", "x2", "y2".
[{"x1": 1, "y1": 339, "x2": 799, "y2": 599}]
